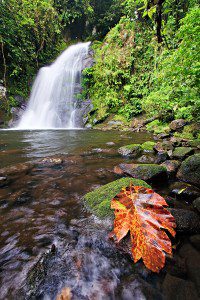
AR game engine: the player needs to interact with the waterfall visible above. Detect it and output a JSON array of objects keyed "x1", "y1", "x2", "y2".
[{"x1": 17, "y1": 42, "x2": 91, "y2": 129}]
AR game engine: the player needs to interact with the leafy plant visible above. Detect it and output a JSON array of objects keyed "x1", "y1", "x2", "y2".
[{"x1": 110, "y1": 185, "x2": 176, "y2": 273}]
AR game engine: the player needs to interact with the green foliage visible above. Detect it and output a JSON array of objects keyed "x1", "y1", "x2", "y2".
[
  {"x1": 0, "y1": 0, "x2": 62, "y2": 98},
  {"x1": 143, "y1": 6, "x2": 200, "y2": 121},
  {"x1": 84, "y1": 4, "x2": 199, "y2": 123},
  {"x1": 84, "y1": 17, "x2": 155, "y2": 121}
]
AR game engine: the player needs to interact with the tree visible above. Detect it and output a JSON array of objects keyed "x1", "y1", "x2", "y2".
[{"x1": 0, "y1": 0, "x2": 62, "y2": 94}]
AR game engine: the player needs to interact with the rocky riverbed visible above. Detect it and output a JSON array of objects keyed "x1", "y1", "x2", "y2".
[{"x1": 0, "y1": 128, "x2": 199, "y2": 299}]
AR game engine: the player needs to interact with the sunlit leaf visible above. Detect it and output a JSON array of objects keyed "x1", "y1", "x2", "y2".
[{"x1": 111, "y1": 185, "x2": 176, "y2": 273}]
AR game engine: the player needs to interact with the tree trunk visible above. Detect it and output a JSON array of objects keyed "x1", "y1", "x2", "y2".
[{"x1": 156, "y1": 0, "x2": 164, "y2": 43}]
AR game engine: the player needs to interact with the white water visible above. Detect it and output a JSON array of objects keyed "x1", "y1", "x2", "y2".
[{"x1": 17, "y1": 42, "x2": 91, "y2": 129}]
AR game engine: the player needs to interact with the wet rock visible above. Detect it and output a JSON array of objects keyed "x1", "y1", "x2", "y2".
[
  {"x1": 168, "y1": 209, "x2": 200, "y2": 233},
  {"x1": 193, "y1": 197, "x2": 200, "y2": 213},
  {"x1": 0, "y1": 176, "x2": 7, "y2": 187},
  {"x1": 177, "y1": 154, "x2": 200, "y2": 188},
  {"x1": 0, "y1": 162, "x2": 33, "y2": 182},
  {"x1": 157, "y1": 133, "x2": 170, "y2": 139},
  {"x1": 84, "y1": 177, "x2": 150, "y2": 219},
  {"x1": 85, "y1": 123, "x2": 92, "y2": 129},
  {"x1": 162, "y1": 274, "x2": 199, "y2": 300},
  {"x1": 179, "y1": 243, "x2": 200, "y2": 295},
  {"x1": 189, "y1": 139, "x2": 200, "y2": 149},
  {"x1": 137, "y1": 154, "x2": 156, "y2": 164},
  {"x1": 169, "y1": 119, "x2": 187, "y2": 131},
  {"x1": 169, "y1": 136, "x2": 183, "y2": 147},
  {"x1": 161, "y1": 160, "x2": 181, "y2": 177},
  {"x1": 39, "y1": 157, "x2": 63, "y2": 166},
  {"x1": 141, "y1": 141, "x2": 156, "y2": 152},
  {"x1": 108, "y1": 120, "x2": 123, "y2": 126},
  {"x1": 169, "y1": 182, "x2": 200, "y2": 202},
  {"x1": 115, "y1": 163, "x2": 167, "y2": 183},
  {"x1": 73, "y1": 99, "x2": 94, "y2": 127},
  {"x1": 165, "y1": 255, "x2": 187, "y2": 278},
  {"x1": 8, "y1": 106, "x2": 26, "y2": 127},
  {"x1": 118, "y1": 144, "x2": 142, "y2": 158},
  {"x1": 155, "y1": 151, "x2": 169, "y2": 164},
  {"x1": 22, "y1": 247, "x2": 56, "y2": 298},
  {"x1": 154, "y1": 141, "x2": 174, "y2": 152},
  {"x1": 106, "y1": 142, "x2": 115, "y2": 146},
  {"x1": 121, "y1": 275, "x2": 162, "y2": 300},
  {"x1": 172, "y1": 147, "x2": 194, "y2": 160},
  {"x1": 190, "y1": 235, "x2": 200, "y2": 250}
]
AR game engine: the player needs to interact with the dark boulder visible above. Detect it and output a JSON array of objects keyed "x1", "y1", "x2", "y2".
[
  {"x1": 169, "y1": 119, "x2": 187, "y2": 131},
  {"x1": 161, "y1": 160, "x2": 181, "y2": 177},
  {"x1": 118, "y1": 144, "x2": 142, "y2": 158},
  {"x1": 190, "y1": 235, "x2": 200, "y2": 251},
  {"x1": 168, "y1": 209, "x2": 200, "y2": 233},
  {"x1": 179, "y1": 243, "x2": 200, "y2": 295},
  {"x1": 154, "y1": 141, "x2": 174, "y2": 152},
  {"x1": 162, "y1": 274, "x2": 199, "y2": 300},
  {"x1": 172, "y1": 147, "x2": 194, "y2": 160},
  {"x1": 155, "y1": 151, "x2": 169, "y2": 164},
  {"x1": 115, "y1": 163, "x2": 167, "y2": 183},
  {"x1": 169, "y1": 182, "x2": 200, "y2": 202},
  {"x1": 193, "y1": 197, "x2": 200, "y2": 213},
  {"x1": 177, "y1": 154, "x2": 200, "y2": 188}
]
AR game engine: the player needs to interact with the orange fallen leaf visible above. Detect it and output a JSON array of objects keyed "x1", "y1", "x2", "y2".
[{"x1": 111, "y1": 185, "x2": 176, "y2": 273}]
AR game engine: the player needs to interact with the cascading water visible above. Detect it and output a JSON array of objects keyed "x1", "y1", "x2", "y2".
[{"x1": 17, "y1": 42, "x2": 91, "y2": 129}]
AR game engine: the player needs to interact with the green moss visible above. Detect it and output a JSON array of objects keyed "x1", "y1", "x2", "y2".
[
  {"x1": 84, "y1": 177, "x2": 151, "y2": 219},
  {"x1": 189, "y1": 139, "x2": 200, "y2": 148},
  {"x1": 121, "y1": 164, "x2": 167, "y2": 181},
  {"x1": 141, "y1": 141, "x2": 156, "y2": 152},
  {"x1": 174, "y1": 124, "x2": 199, "y2": 140},
  {"x1": 118, "y1": 144, "x2": 142, "y2": 157},
  {"x1": 146, "y1": 120, "x2": 170, "y2": 134},
  {"x1": 172, "y1": 147, "x2": 194, "y2": 159}
]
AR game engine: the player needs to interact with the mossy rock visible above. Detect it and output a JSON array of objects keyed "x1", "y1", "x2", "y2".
[
  {"x1": 177, "y1": 154, "x2": 200, "y2": 188},
  {"x1": 189, "y1": 139, "x2": 200, "y2": 148},
  {"x1": 172, "y1": 147, "x2": 194, "y2": 160},
  {"x1": 141, "y1": 141, "x2": 156, "y2": 152},
  {"x1": 118, "y1": 144, "x2": 142, "y2": 157},
  {"x1": 118, "y1": 163, "x2": 167, "y2": 183},
  {"x1": 84, "y1": 177, "x2": 151, "y2": 219}
]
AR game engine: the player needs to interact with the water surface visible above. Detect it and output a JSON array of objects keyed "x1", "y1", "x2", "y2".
[{"x1": 0, "y1": 129, "x2": 159, "y2": 299}]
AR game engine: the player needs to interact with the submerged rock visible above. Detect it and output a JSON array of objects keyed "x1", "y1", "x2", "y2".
[
  {"x1": 0, "y1": 162, "x2": 33, "y2": 182},
  {"x1": 114, "y1": 163, "x2": 167, "y2": 183},
  {"x1": 118, "y1": 144, "x2": 142, "y2": 158},
  {"x1": 39, "y1": 157, "x2": 63, "y2": 166},
  {"x1": 84, "y1": 177, "x2": 150, "y2": 219},
  {"x1": 177, "y1": 154, "x2": 200, "y2": 188}
]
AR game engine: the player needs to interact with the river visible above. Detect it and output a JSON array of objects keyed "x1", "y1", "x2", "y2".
[{"x1": 0, "y1": 129, "x2": 164, "y2": 299}]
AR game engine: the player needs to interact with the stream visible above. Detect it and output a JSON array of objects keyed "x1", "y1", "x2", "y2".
[{"x1": 0, "y1": 129, "x2": 165, "y2": 299}]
